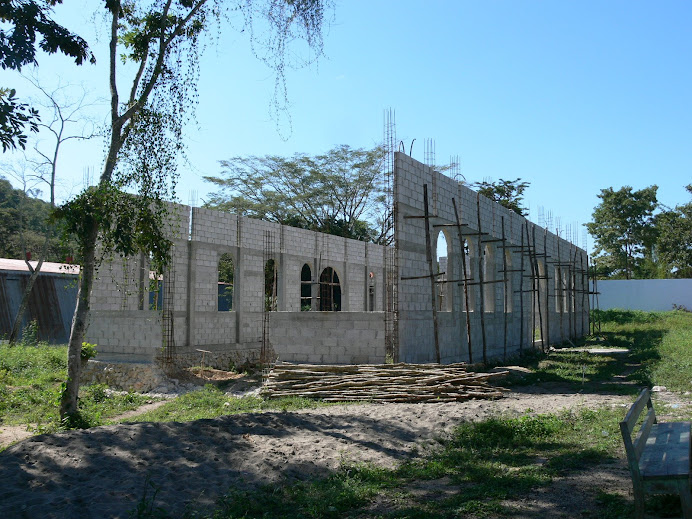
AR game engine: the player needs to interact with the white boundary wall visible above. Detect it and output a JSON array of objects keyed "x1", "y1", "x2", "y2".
[{"x1": 596, "y1": 279, "x2": 692, "y2": 311}]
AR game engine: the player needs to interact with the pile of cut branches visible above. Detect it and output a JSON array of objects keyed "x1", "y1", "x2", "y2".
[{"x1": 261, "y1": 362, "x2": 508, "y2": 403}]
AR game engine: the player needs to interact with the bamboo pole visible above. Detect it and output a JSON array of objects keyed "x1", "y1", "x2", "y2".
[
  {"x1": 519, "y1": 230, "x2": 525, "y2": 354},
  {"x1": 452, "y1": 197, "x2": 473, "y2": 363},
  {"x1": 476, "y1": 193, "x2": 488, "y2": 364},
  {"x1": 423, "y1": 184, "x2": 441, "y2": 364},
  {"x1": 502, "y1": 216, "x2": 508, "y2": 361}
]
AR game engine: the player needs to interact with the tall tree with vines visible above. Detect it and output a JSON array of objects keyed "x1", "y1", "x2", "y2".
[{"x1": 56, "y1": 0, "x2": 331, "y2": 422}]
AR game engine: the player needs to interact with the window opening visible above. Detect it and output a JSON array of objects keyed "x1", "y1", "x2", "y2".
[
  {"x1": 483, "y1": 245, "x2": 494, "y2": 312},
  {"x1": 148, "y1": 275, "x2": 163, "y2": 310},
  {"x1": 436, "y1": 231, "x2": 449, "y2": 311},
  {"x1": 265, "y1": 258, "x2": 278, "y2": 311},
  {"x1": 301, "y1": 263, "x2": 312, "y2": 311},
  {"x1": 319, "y1": 267, "x2": 341, "y2": 311},
  {"x1": 218, "y1": 253, "x2": 234, "y2": 311},
  {"x1": 368, "y1": 271, "x2": 375, "y2": 311}
]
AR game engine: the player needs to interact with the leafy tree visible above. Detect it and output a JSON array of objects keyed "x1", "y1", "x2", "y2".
[
  {"x1": 655, "y1": 185, "x2": 692, "y2": 278},
  {"x1": 204, "y1": 145, "x2": 387, "y2": 243},
  {"x1": 0, "y1": 88, "x2": 40, "y2": 151},
  {"x1": 55, "y1": 0, "x2": 331, "y2": 422},
  {"x1": 586, "y1": 185, "x2": 658, "y2": 279},
  {"x1": 0, "y1": 0, "x2": 93, "y2": 151},
  {"x1": 472, "y1": 178, "x2": 530, "y2": 216}
]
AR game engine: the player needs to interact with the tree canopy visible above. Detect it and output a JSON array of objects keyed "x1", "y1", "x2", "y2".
[
  {"x1": 0, "y1": 0, "x2": 93, "y2": 151},
  {"x1": 472, "y1": 178, "x2": 530, "y2": 216},
  {"x1": 655, "y1": 184, "x2": 692, "y2": 278},
  {"x1": 586, "y1": 185, "x2": 659, "y2": 279},
  {"x1": 204, "y1": 145, "x2": 388, "y2": 243}
]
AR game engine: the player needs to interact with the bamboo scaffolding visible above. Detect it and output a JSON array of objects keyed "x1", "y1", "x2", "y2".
[
  {"x1": 519, "y1": 231, "x2": 525, "y2": 353},
  {"x1": 452, "y1": 197, "x2": 473, "y2": 363},
  {"x1": 476, "y1": 193, "x2": 488, "y2": 364},
  {"x1": 423, "y1": 184, "x2": 441, "y2": 364},
  {"x1": 556, "y1": 231, "x2": 564, "y2": 343},
  {"x1": 543, "y1": 230, "x2": 550, "y2": 348},
  {"x1": 502, "y1": 216, "x2": 508, "y2": 360}
]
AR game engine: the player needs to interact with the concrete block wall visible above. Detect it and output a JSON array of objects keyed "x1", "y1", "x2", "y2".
[
  {"x1": 84, "y1": 154, "x2": 588, "y2": 368},
  {"x1": 86, "y1": 311, "x2": 163, "y2": 362},
  {"x1": 87, "y1": 203, "x2": 388, "y2": 366},
  {"x1": 269, "y1": 312, "x2": 385, "y2": 364},
  {"x1": 394, "y1": 153, "x2": 589, "y2": 363}
]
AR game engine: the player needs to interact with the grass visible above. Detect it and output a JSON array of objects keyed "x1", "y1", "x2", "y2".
[
  {"x1": 121, "y1": 384, "x2": 338, "y2": 424},
  {"x1": 188, "y1": 309, "x2": 692, "y2": 518},
  {"x1": 201, "y1": 408, "x2": 627, "y2": 519},
  {"x1": 501, "y1": 308, "x2": 692, "y2": 395},
  {"x1": 0, "y1": 343, "x2": 155, "y2": 435}
]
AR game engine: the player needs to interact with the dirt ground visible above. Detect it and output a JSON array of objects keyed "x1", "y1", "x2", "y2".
[{"x1": 0, "y1": 373, "x2": 688, "y2": 518}]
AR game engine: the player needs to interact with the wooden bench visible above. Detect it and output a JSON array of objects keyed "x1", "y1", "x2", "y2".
[{"x1": 620, "y1": 388, "x2": 692, "y2": 518}]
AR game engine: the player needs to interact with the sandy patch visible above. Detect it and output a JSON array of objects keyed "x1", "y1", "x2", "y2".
[
  {"x1": 0, "y1": 386, "x2": 631, "y2": 519},
  {"x1": 0, "y1": 425, "x2": 34, "y2": 450}
]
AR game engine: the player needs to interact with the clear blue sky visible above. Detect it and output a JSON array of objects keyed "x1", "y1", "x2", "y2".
[{"x1": 3, "y1": 0, "x2": 691, "y2": 253}]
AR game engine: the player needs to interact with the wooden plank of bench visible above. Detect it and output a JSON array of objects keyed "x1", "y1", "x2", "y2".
[
  {"x1": 640, "y1": 422, "x2": 691, "y2": 479},
  {"x1": 634, "y1": 407, "x2": 657, "y2": 460},
  {"x1": 623, "y1": 388, "x2": 654, "y2": 436}
]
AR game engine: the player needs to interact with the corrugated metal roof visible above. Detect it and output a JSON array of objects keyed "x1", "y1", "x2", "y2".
[{"x1": 0, "y1": 258, "x2": 80, "y2": 275}]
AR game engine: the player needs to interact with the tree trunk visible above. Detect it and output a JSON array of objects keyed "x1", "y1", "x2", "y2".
[
  {"x1": 8, "y1": 236, "x2": 50, "y2": 345},
  {"x1": 8, "y1": 260, "x2": 44, "y2": 344},
  {"x1": 59, "y1": 221, "x2": 98, "y2": 420}
]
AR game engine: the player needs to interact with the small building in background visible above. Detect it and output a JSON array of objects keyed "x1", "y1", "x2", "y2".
[{"x1": 0, "y1": 259, "x2": 79, "y2": 343}]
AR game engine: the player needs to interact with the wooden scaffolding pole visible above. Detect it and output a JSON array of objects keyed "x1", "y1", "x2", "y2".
[
  {"x1": 452, "y1": 197, "x2": 473, "y2": 363},
  {"x1": 556, "y1": 232, "x2": 564, "y2": 344},
  {"x1": 423, "y1": 184, "x2": 441, "y2": 363},
  {"x1": 519, "y1": 231, "x2": 525, "y2": 354},
  {"x1": 543, "y1": 230, "x2": 550, "y2": 349},
  {"x1": 476, "y1": 193, "x2": 488, "y2": 364},
  {"x1": 501, "y1": 216, "x2": 509, "y2": 360}
]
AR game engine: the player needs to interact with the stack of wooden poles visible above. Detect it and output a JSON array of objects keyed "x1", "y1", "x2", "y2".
[{"x1": 261, "y1": 362, "x2": 508, "y2": 403}]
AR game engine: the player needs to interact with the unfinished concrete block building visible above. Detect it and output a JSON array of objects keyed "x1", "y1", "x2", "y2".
[
  {"x1": 85, "y1": 153, "x2": 589, "y2": 367},
  {"x1": 392, "y1": 153, "x2": 589, "y2": 364}
]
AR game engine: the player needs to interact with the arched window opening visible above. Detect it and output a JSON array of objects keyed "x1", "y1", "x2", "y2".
[
  {"x1": 436, "y1": 231, "x2": 449, "y2": 311},
  {"x1": 483, "y1": 245, "x2": 494, "y2": 312},
  {"x1": 218, "y1": 253, "x2": 234, "y2": 311},
  {"x1": 504, "y1": 249, "x2": 513, "y2": 313},
  {"x1": 301, "y1": 263, "x2": 312, "y2": 311},
  {"x1": 319, "y1": 267, "x2": 341, "y2": 311},
  {"x1": 265, "y1": 259, "x2": 278, "y2": 312}
]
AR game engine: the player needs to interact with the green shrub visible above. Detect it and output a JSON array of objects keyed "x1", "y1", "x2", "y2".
[{"x1": 81, "y1": 342, "x2": 98, "y2": 362}]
